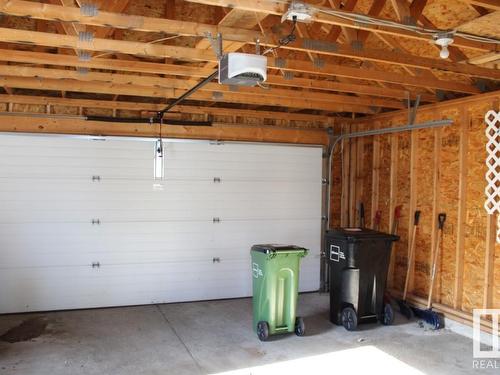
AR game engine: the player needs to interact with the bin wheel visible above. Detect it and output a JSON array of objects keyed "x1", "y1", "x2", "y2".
[
  {"x1": 382, "y1": 303, "x2": 394, "y2": 326},
  {"x1": 341, "y1": 307, "x2": 358, "y2": 331},
  {"x1": 295, "y1": 317, "x2": 305, "y2": 336},
  {"x1": 257, "y1": 321, "x2": 269, "y2": 341}
]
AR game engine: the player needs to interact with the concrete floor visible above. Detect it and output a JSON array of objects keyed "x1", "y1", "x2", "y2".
[{"x1": 0, "y1": 293, "x2": 492, "y2": 375}]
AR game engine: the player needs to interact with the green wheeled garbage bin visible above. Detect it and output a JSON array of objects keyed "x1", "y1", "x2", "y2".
[{"x1": 250, "y1": 244, "x2": 308, "y2": 341}]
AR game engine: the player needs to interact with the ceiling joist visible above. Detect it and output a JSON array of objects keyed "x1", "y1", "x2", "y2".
[{"x1": 0, "y1": 1, "x2": 498, "y2": 80}]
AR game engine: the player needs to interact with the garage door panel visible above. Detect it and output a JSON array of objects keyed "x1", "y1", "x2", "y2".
[
  {"x1": 0, "y1": 261, "x2": 254, "y2": 313},
  {"x1": 0, "y1": 135, "x2": 322, "y2": 313}
]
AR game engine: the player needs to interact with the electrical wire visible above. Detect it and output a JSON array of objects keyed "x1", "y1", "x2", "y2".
[
  {"x1": 317, "y1": 8, "x2": 500, "y2": 44},
  {"x1": 262, "y1": 15, "x2": 298, "y2": 55}
]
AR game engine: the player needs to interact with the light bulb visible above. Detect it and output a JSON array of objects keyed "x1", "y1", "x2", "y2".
[{"x1": 439, "y1": 45, "x2": 449, "y2": 59}]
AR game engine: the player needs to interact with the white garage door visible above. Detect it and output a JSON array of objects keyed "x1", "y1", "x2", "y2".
[{"x1": 0, "y1": 134, "x2": 323, "y2": 313}]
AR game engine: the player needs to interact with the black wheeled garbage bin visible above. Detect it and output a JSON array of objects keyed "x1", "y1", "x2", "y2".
[{"x1": 325, "y1": 228, "x2": 399, "y2": 331}]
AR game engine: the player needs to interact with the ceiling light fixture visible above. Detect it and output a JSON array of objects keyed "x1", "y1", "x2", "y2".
[
  {"x1": 434, "y1": 32, "x2": 454, "y2": 59},
  {"x1": 281, "y1": 1, "x2": 316, "y2": 23}
]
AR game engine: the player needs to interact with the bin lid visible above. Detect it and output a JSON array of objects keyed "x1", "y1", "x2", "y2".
[
  {"x1": 326, "y1": 228, "x2": 399, "y2": 242},
  {"x1": 251, "y1": 244, "x2": 307, "y2": 254}
]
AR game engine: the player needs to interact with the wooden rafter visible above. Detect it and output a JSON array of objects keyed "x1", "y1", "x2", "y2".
[
  {"x1": 0, "y1": 26, "x2": 496, "y2": 83},
  {"x1": 0, "y1": 65, "x2": 407, "y2": 109},
  {"x1": 184, "y1": 0, "x2": 496, "y2": 51},
  {"x1": 0, "y1": 0, "x2": 497, "y2": 80},
  {"x1": 462, "y1": 0, "x2": 500, "y2": 12},
  {"x1": 0, "y1": 75, "x2": 380, "y2": 113},
  {"x1": 0, "y1": 50, "x2": 478, "y2": 95}
]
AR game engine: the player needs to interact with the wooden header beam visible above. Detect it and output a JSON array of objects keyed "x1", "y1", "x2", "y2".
[
  {"x1": 0, "y1": 115, "x2": 330, "y2": 145},
  {"x1": 0, "y1": 94, "x2": 336, "y2": 124},
  {"x1": 0, "y1": 95, "x2": 336, "y2": 123}
]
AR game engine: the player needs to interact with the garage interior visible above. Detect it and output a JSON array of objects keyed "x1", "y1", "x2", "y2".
[{"x1": 0, "y1": 0, "x2": 499, "y2": 374}]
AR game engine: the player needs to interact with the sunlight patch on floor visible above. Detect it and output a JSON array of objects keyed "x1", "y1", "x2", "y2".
[{"x1": 211, "y1": 345, "x2": 424, "y2": 375}]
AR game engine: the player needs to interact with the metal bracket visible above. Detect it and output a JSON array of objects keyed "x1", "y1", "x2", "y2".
[
  {"x1": 91, "y1": 175, "x2": 101, "y2": 182},
  {"x1": 212, "y1": 257, "x2": 221, "y2": 263},
  {"x1": 213, "y1": 177, "x2": 221, "y2": 183},
  {"x1": 91, "y1": 262, "x2": 100, "y2": 268},
  {"x1": 351, "y1": 40, "x2": 363, "y2": 51},
  {"x1": 209, "y1": 140, "x2": 224, "y2": 145},
  {"x1": 407, "y1": 94, "x2": 421, "y2": 125},
  {"x1": 206, "y1": 32, "x2": 223, "y2": 61},
  {"x1": 213, "y1": 217, "x2": 221, "y2": 223},
  {"x1": 91, "y1": 219, "x2": 101, "y2": 225}
]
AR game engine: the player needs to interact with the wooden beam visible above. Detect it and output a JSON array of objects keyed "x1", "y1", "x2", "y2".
[
  {"x1": 463, "y1": 0, "x2": 500, "y2": 11},
  {"x1": 0, "y1": 50, "x2": 446, "y2": 99},
  {"x1": 0, "y1": 0, "x2": 497, "y2": 78},
  {"x1": 408, "y1": 122, "x2": 418, "y2": 292},
  {"x1": 340, "y1": 128, "x2": 350, "y2": 227},
  {"x1": 454, "y1": 107, "x2": 469, "y2": 310},
  {"x1": 0, "y1": 27, "x2": 215, "y2": 62},
  {"x1": 0, "y1": 0, "x2": 490, "y2": 53},
  {"x1": 3, "y1": 24, "x2": 498, "y2": 82},
  {"x1": 0, "y1": 94, "x2": 336, "y2": 124},
  {"x1": 390, "y1": 0, "x2": 413, "y2": 24},
  {"x1": 279, "y1": 58, "x2": 480, "y2": 94},
  {"x1": 0, "y1": 115, "x2": 330, "y2": 145},
  {"x1": 0, "y1": 76, "x2": 376, "y2": 113},
  {"x1": 429, "y1": 125, "x2": 442, "y2": 301},
  {"x1": 185, "y1": 0, "x2": 496, "y2": 52},
  {"x1": 0, "y1": 65, "x2": 405, "y2": 109},
  {"x1": 350, "y1": 90, "x2": 500, "y2": 122},
  {"x1": 371, "y1": 135, "x2": 381, "y2": 228},
  {"x1": 387, "y1": 133, "x2": 399, "y2": 288}
]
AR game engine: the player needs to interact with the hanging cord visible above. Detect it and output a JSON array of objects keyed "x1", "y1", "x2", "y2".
[{"x1": 262, "y1": 15, "x2": 298, "y2": 56}]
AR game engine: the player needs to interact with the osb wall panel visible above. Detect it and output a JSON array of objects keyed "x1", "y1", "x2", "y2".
[
  {"x1": 413, "y1": 125, "x2": 435, "y2": 299},
  {"x1": 377, "y1": 132, "x2": 392, "y2": 233},
  {"x1": 361, "y1": 136, "x2": 373, "y2": 228},
  {"x1": 334, "y1": 91, "x2": 500, "y2": 320},
  {"x1": 462, "y1": 113, "x2": 488, "y2": 312},
  {"x1": 330, "y1": 131, "x2": 343, "y2": 228},
  {"x1": 393, "y1": 129, "x2": 411, "y2": 292},
  {"x1": 438, "y1": 108, "x2": 461, "y2": 307}
]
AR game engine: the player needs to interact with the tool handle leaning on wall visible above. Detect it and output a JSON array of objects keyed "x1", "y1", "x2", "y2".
[
  {"x1": 403, "y1": 210, "x2": 421, "y2": 300},
  {"x1": 427, "y1": 213, "x2": 446, "y2": 308}
]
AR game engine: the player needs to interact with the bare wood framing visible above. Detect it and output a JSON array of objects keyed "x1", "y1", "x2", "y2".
[
  {"x1": 0, "y1": 76, "x2": 375, "y2": 114},
  {"x1": 371, "y1": 135, "x2": 381, "y2": 228},
  {"x1": 0, "y1": 115, "x2": 329, "y2": 145},
  {"x1": 387, "y1": 132, "x2": 399, "y2": 289},
  {"x1": 408, "y1": 123, "x2": 419, "y2": 292},
  {"x1": 430, "y1": 124, "x2": 442, "y2": 302},
  {"x1": 186, "y1": 0, "x2": 496, "y2": 52},
  {"x1": 454, "y1": 108, "x2": 470, "y2": 310},
  {"x1": 0, "y1": 47, "x2": 477, "y2": 95},
  {"x1": 1, "y1": 24, "x2": 497, "y2": 81},
  {"x1": 0, "y1": 65, "x2": 405, "y2": 110},
  {"x1": 0, "y1": 94, "x2": 336, "y2": 124}
]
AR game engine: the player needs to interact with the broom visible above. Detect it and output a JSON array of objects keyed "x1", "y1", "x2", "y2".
[{"x1": 411, "y1": 213, "x2": 446, "y2": 330}]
